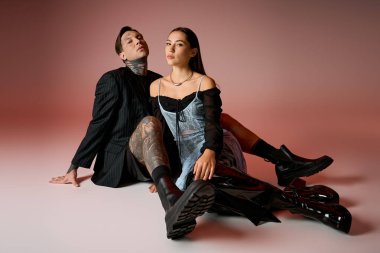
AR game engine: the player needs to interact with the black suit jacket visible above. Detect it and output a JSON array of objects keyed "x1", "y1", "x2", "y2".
[{"x1": 71, "y1": 67, "x2": 161, "y2": 187}]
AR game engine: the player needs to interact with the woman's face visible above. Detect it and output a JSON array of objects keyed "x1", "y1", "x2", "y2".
[{"x1": 165, "y1": 31, "x2": 197, "y2": 67}]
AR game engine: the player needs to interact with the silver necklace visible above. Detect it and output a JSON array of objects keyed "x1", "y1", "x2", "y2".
[{"x1": 170, "y1": 71, "x2": 193, "y2": 86}]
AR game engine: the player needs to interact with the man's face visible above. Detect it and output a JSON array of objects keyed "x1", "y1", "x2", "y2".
[{"x1": 119, "y1": 31, "x2": 149, "y2": 61}]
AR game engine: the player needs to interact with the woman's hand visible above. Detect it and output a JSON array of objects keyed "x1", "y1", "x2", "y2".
[{"x1": 193, "y1": 149, "x2": 216, "y2": 181}]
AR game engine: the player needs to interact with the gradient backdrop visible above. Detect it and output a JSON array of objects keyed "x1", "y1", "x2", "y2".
[
  {"x1": 1, "y1": 0, "x2": 379, "y2": 152},
  {"x1": 1, "y1": 0, "x2": 379, "y2": 191},
  {"x1": 0, "y1": 0, "x2": 380, "y2": 252},
  {"x1": 0, "y1": 1, "x2": 379, "y2": 187}
]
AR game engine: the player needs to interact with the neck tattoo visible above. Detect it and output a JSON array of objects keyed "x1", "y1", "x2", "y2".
[
  {"x1": 170, "y1": 71, "x2": 193, "y2": 86},
  {"x1": 125, "y1": 57, "x2": 148, "y2": 76}
]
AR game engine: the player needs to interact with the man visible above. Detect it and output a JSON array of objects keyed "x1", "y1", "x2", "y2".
[
  {"x1": 50, "y1": 25, "x2": 333, "y2": 237},
  {"x1": 50, "y1": 26, "x2": 215, "y2": 240}
]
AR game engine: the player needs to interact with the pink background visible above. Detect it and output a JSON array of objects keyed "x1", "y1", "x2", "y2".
[
  {"x1": 1, "y1": 0, "x2": 379, "y2": 145},
  {"x1": 0, "y1": 1, "x2": 379, "y2": 252}
]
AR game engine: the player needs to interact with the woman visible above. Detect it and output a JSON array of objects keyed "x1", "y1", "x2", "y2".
[{"x1": 150, "y1": 27, "x2": 351, "y2": 233}]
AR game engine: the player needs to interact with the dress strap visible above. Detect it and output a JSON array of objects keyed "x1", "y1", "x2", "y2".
[
  {"x1": 157, "y1": 78, "x2": 162, "y2": 105},
  {"x1": 195, "y1": 75, "x2": 206, "y2": 98}
]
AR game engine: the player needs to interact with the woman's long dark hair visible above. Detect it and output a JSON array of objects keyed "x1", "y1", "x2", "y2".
[{"x1": 170, "y1": 27, "x2": 206, "y2": 75}]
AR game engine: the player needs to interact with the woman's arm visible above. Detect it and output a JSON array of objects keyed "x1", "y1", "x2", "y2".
[{"x1": 194, "y1": 76, "x2": 223, "y2": 180}]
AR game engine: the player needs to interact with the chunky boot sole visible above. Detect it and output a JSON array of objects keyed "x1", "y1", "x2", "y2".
[
  {"x1": 277, "y1": 146, "x2": 334, "y2": 186},
  {"x1": 165, "y1": 181, "x2": 215, "y2": 239}
]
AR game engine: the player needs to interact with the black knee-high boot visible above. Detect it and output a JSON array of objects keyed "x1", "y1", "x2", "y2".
[
  {"x1": 152, "y1": 166, "x2": 215, "y2": 239},
  {"x1": 271, "y1": 188, "x2": 351, "y2": 233},
  {"x1": 209, "y1": 165, "x2": 281, "y2": 226},
  {"x1": 211, "y1": 165, "x2": 350, "y2": 233},
  {"x1": 250, "y1": 139, "x2": 334, "y2": 186},
  {"x1": 284, "y1": 178, "x2": 340, "y2": 204},
  {"x1": 213, "y1": 164, "x2": 338, "y2": 204}
]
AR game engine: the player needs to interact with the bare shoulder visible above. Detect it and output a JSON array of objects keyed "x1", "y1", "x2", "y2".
[
  {"x1": 199, "y1": 75, "x2": 216, "y2": 91},
  {"x1": 150, "y1": 78, "x2": 161, "y2": 97}
]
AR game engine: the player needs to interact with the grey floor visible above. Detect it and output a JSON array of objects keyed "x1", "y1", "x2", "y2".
[{"x1": 1, "y1": 130, "x2": 379, "y2": 253}]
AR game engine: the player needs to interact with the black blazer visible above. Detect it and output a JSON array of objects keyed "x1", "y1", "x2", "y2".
[{"x1": 71, "y1": 67, "x2": 161, "y2": 187}]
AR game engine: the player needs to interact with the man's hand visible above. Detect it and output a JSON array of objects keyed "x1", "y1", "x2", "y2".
[
  {"x1": 148, "y1": 184, "x2": 157, "y2": 193},
  {"x1": 193, "y1": 149, "x2": 216, "y2": 181},
  {"x1": 49, "y1": 169, "x2": 79, "y2": 187}
]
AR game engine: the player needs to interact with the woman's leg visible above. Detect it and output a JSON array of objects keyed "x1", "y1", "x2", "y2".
[
  {"x1": 212, "y1": 164, "x2": 351, "y2": 233},
  {"x1": 220, "y1": 113, "x2": 333, "y2": 186}
]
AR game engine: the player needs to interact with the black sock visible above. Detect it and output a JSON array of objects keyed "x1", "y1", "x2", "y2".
[
  {"x1": 250, "y1": 139, "x2": 278, "y2": 159},
  {"x1": 151, "y1": 165, "x2": 181, "y2": 210},
  {"x1": 151, "y1": 165, "x2": 170, "y2": 184}
]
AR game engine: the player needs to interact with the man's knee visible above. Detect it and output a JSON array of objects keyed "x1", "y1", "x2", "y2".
[{"x1": 141, "y1": 116, "x2": 162, "y2": 135}]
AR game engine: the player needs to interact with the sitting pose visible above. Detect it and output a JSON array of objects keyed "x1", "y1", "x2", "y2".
[
  {"x1": 150, "y1": 27, "x2": 351, "y2": 234},
  {"x1": 50, "y1": 26, "x2": 215, "y2": 239},
  {"x1": 50, "y1": 25, "x2": 345, "y2": 240}
]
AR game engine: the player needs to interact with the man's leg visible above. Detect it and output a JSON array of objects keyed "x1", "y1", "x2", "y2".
[
  {"x1": 129, "y1": 116, "x2": 215, "y2": 239},
  {"x1": 220, "y1": 113, "x2": 333, "y2": 186}
]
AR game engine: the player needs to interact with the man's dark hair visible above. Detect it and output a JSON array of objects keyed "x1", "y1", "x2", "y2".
[{"x1": 115, "y1": 26, "x2": 138, "y2": 54}]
